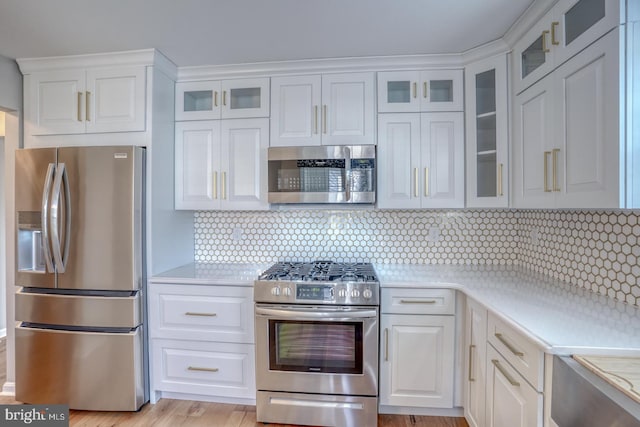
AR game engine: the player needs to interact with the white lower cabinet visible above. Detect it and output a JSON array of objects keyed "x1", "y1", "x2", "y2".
[
  {"x1": 464, "y1": 298, "x2": 487, "y2": 427},
  {"x1": 379, "y1": 288, "x2": 455, "y2": 412},
  {"x1": 485, "y1": 345, "x2": 543, "y2": 427},
  {"x1": 149, "y1": 283, "x2": 256, "y2": 402}
]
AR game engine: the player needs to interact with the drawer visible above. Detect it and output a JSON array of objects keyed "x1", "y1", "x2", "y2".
[
  {"x1": 149, "y1": 284, "x2": 254, "y2": 343},
  {"x1": 381, "y1": 288, "x2": 455, "y2": 315},
  {"x1": 487, "y1": 312, "x2": 544, "y2": 391},
  {"x1": 152, "y1": 339, "x2": 255, "y2": 399}
]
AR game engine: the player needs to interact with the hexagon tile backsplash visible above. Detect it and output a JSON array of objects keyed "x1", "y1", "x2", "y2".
[{"x1": 194, "y1": 209, "x2": 640, "y2": 306}]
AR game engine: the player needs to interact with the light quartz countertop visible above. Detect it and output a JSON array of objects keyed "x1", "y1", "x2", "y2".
[{"x1": 152, "y1": 262, "x2": 640, "y2": 356}]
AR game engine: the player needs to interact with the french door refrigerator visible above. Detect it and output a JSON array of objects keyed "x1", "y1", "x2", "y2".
[{"x1": 14, "y1": 145, "x2": 147, "y2": 411}]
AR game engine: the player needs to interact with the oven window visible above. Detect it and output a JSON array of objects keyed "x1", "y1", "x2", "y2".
[{"x1": 269, "y1": 320, "x2": 363, "y2": 374}]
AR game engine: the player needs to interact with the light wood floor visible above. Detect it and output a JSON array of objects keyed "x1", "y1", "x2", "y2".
[{"x1": 0, "y1": 337, "x2": 468, "y2": 427}]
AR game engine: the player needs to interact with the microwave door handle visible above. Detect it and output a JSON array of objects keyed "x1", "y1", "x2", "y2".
[
  {"x1": 50, "y1": 163, "x2": 70, "y2": 273},
  {"x1": 345, "y1": 147, "x2": 351, "y2": 201},
  {"x1": 41, "y1": 163, "x2": 56, "y2": 273}
]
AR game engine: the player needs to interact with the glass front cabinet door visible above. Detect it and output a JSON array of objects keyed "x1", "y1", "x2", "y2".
[
  {"x1": 465, "y1": 55, "x2": 508, "y2": 207},
  {"x1": 378, "y1": 69, "x2": 463, "y2": 113}
]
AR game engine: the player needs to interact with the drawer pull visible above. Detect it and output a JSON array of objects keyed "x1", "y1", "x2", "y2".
[
  {"x1": 185, "y1": 312, "x2": 217, "y2": 317},
  {"x1": 400, "y1": 299, "x2": 437, "y2": 304},
  {"x1": 492, "y1": 359, "x2": 520, "y2": 387},
  {"x1": 384, "y1": 328, "x2": 389, "y2": 362},
  {"x1": 495, "y1": 332, "x2": 525, "y2": 357},
  {"x1": 188, "y1": 366, "x2": 219, "y2": 373}
]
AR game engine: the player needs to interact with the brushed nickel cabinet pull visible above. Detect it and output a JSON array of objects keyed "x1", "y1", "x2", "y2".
[
  {"x1": 498, "y1": 163, "x2": 504, "y2": 196},
  {"x1": 551, "y1": 21, "x2": 560, "y2": 46},
  {"x1": 543, "y1": 151, "x2": 551, "y2": 192},
  {"x1": 314, "y1": 105, "x2": 319, "y2": 134},
  {"x1": 414, "y1": 168, "x2": 418, "y2": 198},
  {"x1": 214, "y1": 91, "x2": 218, "y2": 107},
  {"x1": 542, "y1": 30, "x2": 550, "y2": 53},
  {"x1": 221, "y1": 172, "x2": 227, "y2": 200},
  {"x1": 494, "y1": 332, "x2": 525, "y2": 357},
  {"x1": 213, "y1": 172, "x2": 218, "y2": 200},
  {"x1": 77, "y1": 92, "x2": 82, "y2": 121},
  {"x1": 552, "y1": 148, "x2": 560, "y2": 192},
  {"x1": 423, "y1": 82, "x2": 427, "y2": 99},
  {"x1": 492, "y1": 359, "x2": 520, "y2": 387},
  {"x1": 185, "y1": 312, "x2": 217, "y2": 317},
  {"x1": 424, "y1": 167, "x2": 429, "y2": 197},
  {"x1": 384, "y1": 328, "x2": 389, "y2": 362},
  {"x1": 468, "y1": 344, "x2": 476, "y2": 382},
  {"x1": 223, "y1": 91, "x2": 227, "y2": 106},
  {"x1": 188, "y1": 366, "x2": 219, "y2": 373},
  {"x1": 323, "y1": 105, "x2": 327, "y2": 134},
  {"x1": 85, "y1": 91, "x2": 90, "y2": 121},
  {"x1": 400, "y1": 299, "x2": 437, "y2": 304},
  {"x1": 413, "y1": 82, "x2": 417, "y2": 98}
]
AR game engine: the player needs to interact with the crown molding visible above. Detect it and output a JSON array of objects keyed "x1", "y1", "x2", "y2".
[
  {"x1": 503, "y1": 0, "x2": 557, "y2": 47},
  {"x1": 461, "y1": 39, "x2": 511, "y2": 64},
  {"x1": 17, "y1": 48, "x2": 177, "y2": 77}
]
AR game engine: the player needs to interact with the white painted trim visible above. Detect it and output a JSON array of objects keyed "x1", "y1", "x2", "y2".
[
  {"x1": 502, "y1": 0, "x2": 557, "y2": 47},
  {"x1": 153, "y1": 391, "x2": 255, "y2": 406},
  {"x1": 17, "y1": 49, "x2": 176, "y2": 76},
  {"x1": 0, "y1": 329, "x2": 6, "y2": 338},
  {"x1": 177, "y1": 53, "x2": 467, "y2": 81},
  {"x1": 0, "y1": 382, "x2": 15, "y2": 396},
  {"x1": 461, "y1": 39, "x2": 511, "y2": 64},
  {"x1": 379, "y1": 405, "x2": 464, "y2": 417}
]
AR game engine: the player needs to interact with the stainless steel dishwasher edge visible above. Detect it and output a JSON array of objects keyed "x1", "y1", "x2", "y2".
[{"x1": 552, "y1": 355, "x2": 640, "y2": 427}]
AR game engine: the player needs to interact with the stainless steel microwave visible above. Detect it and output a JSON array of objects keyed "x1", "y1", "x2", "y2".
[{"x1": 268, "y1": 145, "x2": 376, "y2": 204}]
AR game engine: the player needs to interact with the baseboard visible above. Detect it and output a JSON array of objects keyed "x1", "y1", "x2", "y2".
[
  {"x1": 378, "y1": 404, "x2": 464, "y2": 417},
  {"x1": 1, "y1": 382, "x2": 15, "y2": 396},
  {"x1": 154, "y1": 391, "x2": 256, "y2": 406}
]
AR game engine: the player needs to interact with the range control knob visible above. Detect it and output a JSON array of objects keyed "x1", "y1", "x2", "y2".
[
  {"x1": 271, "y1": 286, "x2": 281, "y2": 296},
  {"x1": 351, "y1": 289, "x2": 361, "y2": 298},
  {"x1": 363, "y1": 288, "x2": 373, "y2": 299},
  {"x1": 283, "y1": 287, "x2": 292, "y2": 297},
  {"x1": 338, "y1": 288, "x2": 348, "y2": 298}
]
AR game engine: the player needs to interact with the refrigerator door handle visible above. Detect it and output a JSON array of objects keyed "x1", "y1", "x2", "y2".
[
  {"x1": 50, "y1": 163, "x2": 71, "y2": 273},
  {"x1": 41, "y1": 163, "x2": 56, "y2": 273}
]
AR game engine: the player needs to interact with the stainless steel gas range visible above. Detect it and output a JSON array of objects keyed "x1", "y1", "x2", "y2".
[{"x1": 254, "y1": 261, "x2": 380, "y2": 427}]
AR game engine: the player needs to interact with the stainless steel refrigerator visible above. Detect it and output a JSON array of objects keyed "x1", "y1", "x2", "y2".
[{"x1": 14, "y1": 145, "x2": 147, "y2": 411}]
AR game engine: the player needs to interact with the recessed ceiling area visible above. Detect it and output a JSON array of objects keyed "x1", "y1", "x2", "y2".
[{"x1": 0, "y1": 0, "x2": 534, "y2": 67}]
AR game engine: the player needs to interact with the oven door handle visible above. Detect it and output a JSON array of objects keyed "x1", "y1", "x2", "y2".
[{"x1": 255, "y1": 306, "x2": 378, "y2": 320}]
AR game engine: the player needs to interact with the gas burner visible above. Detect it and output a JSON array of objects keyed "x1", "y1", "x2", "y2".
[{"x1": 258, "y1": 260, "x2": 377, "y2": 283}]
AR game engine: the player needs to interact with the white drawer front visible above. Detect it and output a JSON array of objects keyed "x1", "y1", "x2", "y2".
[
  {"x1": 153, "y1": 340, "x2": 256, "y2": 399},
  {"x1": 381, "y1": 288, "x2": 455, "y2": 315},
  {"x1": 487, "y1": 312, "x2": 544, "y2": 391},
  {"x1": 149, "y1": 284, "x2": 254, "y2": 343}
]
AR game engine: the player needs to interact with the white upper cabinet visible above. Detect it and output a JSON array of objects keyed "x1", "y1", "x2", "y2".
[
  {"x1": 513, "y1": 28, "x2": 619, "y2": 209},
  {"x1": 27, "y1": 66, "x2": 146, "y2": 135},
  {"x1": 377, "y1": 112, "x2": 464, "y2": 209},
  {"x1": 378, "y1": 70, "x2": 464, "y2": 113},
  {"x1": 176, "y1": 78, "x2": 270, "y2": 121},
  {"x1": 465, "y1": 55, "x2": 509, "y2": 208},
  {"x1": 175, "y1": 119, "x2": 269, "y2": 210},
  {"x1": 513, "y1": 0, "x2": 619, "y2": 94},
  {"x1": 270, "y1": 72, "x2": 375, "y2": 146}
]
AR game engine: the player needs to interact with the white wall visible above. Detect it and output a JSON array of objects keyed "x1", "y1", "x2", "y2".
[
  {"x1": 0, "y1": 53, "x2": 22, "y2": 394},
  {"x1": 0, "y1": 135, "x2": 5, "y2": 333}
]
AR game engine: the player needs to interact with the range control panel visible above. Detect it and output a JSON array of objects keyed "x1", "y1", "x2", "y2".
[{"x1": 254, "y1": 281, "x2": 379, "y2": 306}]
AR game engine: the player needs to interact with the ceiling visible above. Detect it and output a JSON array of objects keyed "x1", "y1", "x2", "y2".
[{"x1": 0, "y1": 0, "x2": 534, "y2": 68}]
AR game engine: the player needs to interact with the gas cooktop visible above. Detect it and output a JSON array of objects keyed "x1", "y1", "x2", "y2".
[{"x1": 258, "y1": 260, "x2": 378, "y2": 283}]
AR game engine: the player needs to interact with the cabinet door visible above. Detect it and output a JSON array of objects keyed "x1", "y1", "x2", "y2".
[
  {"x1": 28, "y1": 70, "x2": 86, "y2": 135},
  {"x1": 221, "y1": 78, "x2": 270, "y2": 119},
  {"x1": 512, "y1": 75, "x2": 556, "y2": 208},
  {"x1": 321, "y1": 73, "x2": 375, "y2": 145},
  {"x1": 85, "y1": 66, "x2": 146, "y2": 133},
  {"x1": 553, "y1": 0, "x2": 619, "y2": 66},
  {"x1": 175, "y1": 121, "x2": 221, "y2": 210},
  {"x1": 420, "y1": 113, "x2": 465, "y2": 208},
  {"x1": 377, "y1": 114, "x2": 422, "y2": 209},
  {"x1": 221, "y1": 118, "x2": 269, "y2": 210},
  {"x1": 464, "y1": 299, "x2": 487, "y2": 427},
  {"x1": 377, "y1": 71, "x2": 421, "y2": 113},
  {"x1": 465, "y1": 56, "x2": 509, "y2": 208},
  {"x1": 512, "y1": 9, "x2": 556, "y2": 94},
  {"x1": 554, "y1": 28, "x2": 619, "y2": 208},
  {"x1": 379, "y1": 314, "x2": 455, "y2": 408},
  {"x1": 175, "y1": 81, "x2": 222, "y2": 121},
  {"x1": 420, "y1": 70, "x2": 464, "y2": 112},
  {"x1": 270, "y1": 75, "x2": 321, "y2": 146},
  {"x1": 485, "y1": 346, "x2": 542, "y2": 427}
]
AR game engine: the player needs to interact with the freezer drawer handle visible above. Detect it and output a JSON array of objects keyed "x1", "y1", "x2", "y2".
[
  {"x1": 185, "y1": 312, "x2": 217, "y2": 317},
  {"x1": 50, "y1": 163, "x2": 71, "y2": 273},
  {"x1": 399, "y1": 299, "x2": 437, "y2": 304},
  {"x1": 188, "y1": 366, "x2": 219, "y2": 373},
  {"x1": 41, "y1": 163, "x2": 56, "y2": 273}
]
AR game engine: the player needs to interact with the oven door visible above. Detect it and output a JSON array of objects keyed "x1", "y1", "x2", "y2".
[{"x1": 255, "y1": 304, "x2": 378, "y2": 396}]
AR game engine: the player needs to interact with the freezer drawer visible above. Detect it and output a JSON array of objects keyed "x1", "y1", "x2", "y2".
[
  {"x1": 15, "y1": 288, "x2": 141, "y2": 328},
  {"x1": 16, "y1": 325, "x2": 147, "y2": 411}
]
